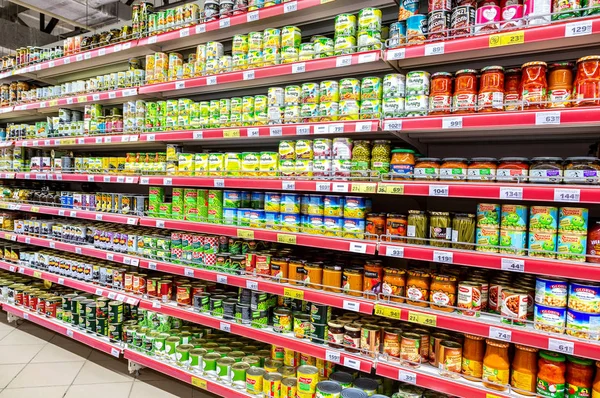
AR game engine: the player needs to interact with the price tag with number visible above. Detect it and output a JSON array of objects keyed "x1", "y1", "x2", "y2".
[
  {"x1": 277, "y1": 234, "x2": 297, "y2": 245},
  {"x1": 237, "y1": 229, "x2": 254, "y2": 239},
  {"x1": 355, "y1": 122, "x2": 372, "y2": 132},
  {"x1": 216, "y1": 275, "x2": 228, "y2": 284},
  {"x1": 220, "y1": 322, "x2": 231, "y2": 332},
  {"x1": 284, "y1": 287, "x2": 304, "y2": 300},
  {"x1": 247, "y1": 128, "x2": 260, "y2": 137},
  {"x1": 499, "y1": 187, "x2": 523, "y2": 200},
  {"x1": 548, "y1": 338, "x2": 575, "y2": 355},
  {"x1": 191, "y1": 377, "x2": 207, "y2": 390},
  {"x1": 343, "y1": 300, "x2": 360, "y2": 312},
  {"x1": 148, "y1": 262, "x2": 157, "y2": 270},
  {"x1": 108, "y1": 292, "x2": 117, "y2": 299},
  {"x1": 387, "y1": 48, "x2": 406, "y2": 60},
  {"x1": 270, "y1": 127, "x2": 282, "y2": 136},
  {"x1": 408, "y1": 311, "x2": 437, "y2": 327},
  {"x1": 180, "y1": 28, "x2": 190, "y2": 37},
  {"x1": 536, "y1": 111, "x2": 561, "y2": 125},
  {"x1": 175, "y1": 81, "x2": 186, "y2": 90},
  {"x1": 296, "y1": 125, "x2": 310, "y2": 135},
  {"x1": 378, "y1": 183, "x2": 404, "y2": 195},
  {"x1": 95, "y1": 288, "x2": 103, "y2": 296},
  {"x1": 195, "y1": 24, "x2": 206, "y2": 34},
  {"x1": 23, "y1": 313, "x2": 29, "y2": 320},
  {"x1": 358, "y1": 52, "x2": 377, "y2": 64},
  {"x1": 111, "y1": 348, "x2": 120, "y2": 358},
  {"x1": 243, "y1": 70, "x2": 255, "y2": 80},
  {"x1": 206, "y1": 76, "x2": 217, "y2": 85},
  {"x1": 336, "y1": 55, "x2": 352, "y2": 67},
  {"x1": 246, "y1": 280, "x2": 258, "y2": 290},
  {"x1": 565, "y1": 20, "x2": 592, "y2": 37},
  {"x1": 442, "y1": 117, "x2": 463, "y2": 129},
  {"x1": 184, "y1": 268, "x2": 195, "y2": 277},
  {"x1": 433, "y1": 250, "x2": 453, "y2": 264},
  {"x1": 489, "y1": 326, "x2": 512, "y2": 342},
  {"x1": 374, "y1": 304, "x2": 401, "y2": 320},
  {"x1": 283, "y1": 1, "x2": 297, "y2": 12},
  {"x1": 425, "y1": 42, "x2": 445, "y2": 56},
  {"x1": 325, "y1": 350, "x2": 341, "y2": 363},
  {"x1": 316, "y1": 182, "x2": 330, "y2": 192},
  {"x1": 66, "y1": 329, "x2": 74, "y2": 338},
  {"x1": 247, "y1": 11, "x2": 259, "y2": 22},
  {"x1": 282, "y1": 181, "x2": 295, "y2": 190},
  {"x1": 106, "y1": 253, "x2": 114, "y2": 261},
  {"x1": 214, "y1": 179, "x2": 225, "y2": 188},
  {"x1": 429, "y1": 185, "x2": 449, "y2": 197},
  {"x1": 152, "y1": 301, "x2": 161, "y2": 309},
  {"x1": 383, "y1": 120, "x2": 402, "y2": 131},
  {"x1": 292, "y1": 63, "x2": 305, "y2": 73},
  {"x1": 219, "y1": 18, "x2": 230, "y2": 28},
  {"x1": 386, "y1": 246, "x2": 404, "y2": 258},
  {"x1": 554, "y1": 188, "x2": 580, "y2": 202},
  {"x1": 501, "y1": 258, "x2": 525, "y2": 272},
  {"x1": 399, "y1": 370, "x2": 417, "y2": 384},
  {"x1": 163, "y1": 178, "x2": 172, "y2": 186}
]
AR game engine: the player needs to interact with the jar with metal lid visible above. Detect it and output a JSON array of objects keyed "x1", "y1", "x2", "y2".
[
  {"x1": 386, "y1": 213, "x2": 408, "y2": 240},
  {"x1": 504, "y1": 68, "x2": 522, "y2": 111},
  {"x1": 328, "y1": 320, "x2": 345, "y2": 348},
  {"x1": 497, "y1": 157, "x2": 529, "y2": 182},
  {"x1": 406, "y1": 270, "x2": 430, "y2": 307},
  {"x1": 429, "y1": 72, "x2": 453, "y2": 115},
  {"x1": 440, "y1": 157, "x2": 468, "y2": 180},
  {"x1": 342, "y1": 268, "x2": 363, "y2": 297},
  {"x1": 478, "y1": 66, "x2": 504, "y2": 112},
  {"x1": 521, "y1": 61, "x2": 548, "y2": 109},
  {"x1": 343, "y1": 323, "x2": 361, "y2": 352},
  {"x1": 430, "y1": 274, "x2": 457, "y2": 312},
  {"x1": 564, "y1": 156, "x2": 600, "y2": 184},
  {"x1": 453, "y1": 69, "x2": 478, "y2": 113},
  {"x1": 382, "y1": 267, "x2": 406, "y2": 303},
  {"x1": 390, "y1": 149, "x2": 416, "y2": 179},
  {"x1": 351, "y1": 140, "x2": 371, "y2": 178},
  {"x1": 548, "y1": 62, "x2": 574, "y2": 108},
  {"x1": 407, "y1": 210, "x2": 428, "y2": 245},
  {"x1": 452, "y1": 213, "x2": 476, "y2": 250},
  {"x1": 574, "y1": 56, "x2": 600, "y2": 107},
  {"x1": 323, "y1": 265, "x2": 342, "y2": 293},
  {"x1": 414, "y1": 157, "x2": 441, "y2": 180},
  {"x1": 429, "y1": 211, "x2": 452, "y2": 247},
  {"x1": 530, "y1": 157, "x2": 564, "y2": 184},
  {"x1": 468, "y1": 157, "x2": 497, "y2": 181},
  {"x1": 371, "y1": 140, "x2": 391, "y2": 177}
]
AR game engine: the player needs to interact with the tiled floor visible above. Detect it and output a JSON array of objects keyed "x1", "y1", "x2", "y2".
[{"x1": 0, "y1": 311, "x2": 216, "y2": 398}]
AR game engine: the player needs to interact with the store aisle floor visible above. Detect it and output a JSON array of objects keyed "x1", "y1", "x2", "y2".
[{"x1": 0, "y1": 310, "x2": 216, "y2": 398}]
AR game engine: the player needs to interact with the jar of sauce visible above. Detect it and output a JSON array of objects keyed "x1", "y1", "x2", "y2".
[
  {"x1": 430, "y1": 274, "x2": 457, "y2": 312},
  {"x1": 511, "y1": 344, "x2": 538, "y2": 395},
  {"x1": 504, "y1": 68, "x2": 522, "y2": 111},
  {"x1": 365, "y1": 213, "x2": 386, "y2": 239},
  {"x1": 530, "y1": 157, "x2": 564, "y2": 184},
  {"x1": 288, "y1": 259, "x2": 305, "y2": 286},
  {"x1": 390, "y1": 149, "x2": 416, "y2": 179},
  {"x1": 440, "y1": 157, "x2": 468, "y2": 180},
  {"x1": 548, "y1": 62, "x2": 574, "y2": 108},
  {"x1": 521, "y1": 61, "x2": 548, "y2": 109},
  {"x1": 467, "y1": 157, "x2": 497, "y2": 181},
  {"x1": 574, "y1": 55, "x2": 600, "y2": 107},
  {"x1": 414, "y1": 157, "x2": 441, "y2": 180},
  {"x1": 497, "y1": 157, "x2": 529, "y2": 182},
  {"x1": 327, "y1": 320, "x2": 345, "y2": 348},
  {"x1": 566, "y1": 356, "x2": 594, "y2": 398},
  {"x1": 363, "y1": 260, "x2": 384, "y2": 298},
  {"x1": 482, "y1": 339, "x2": 510, "y2": 391},
  {"x1": 429, "y1": 72, "x2": 453, "y2": 115},
  {"x1": 406, "y1": 270, "x2": 430, "y2": 307},
  {"x1": 382, "y1": 267, "x2": 406, "y2": 303},
  {"x1": 478, "y1": 66, "x2": 504, "y2": 112},
  {"x1": 385, "y1": 213, "x2": 408, "y2": 240},
  {"x1": 537, "y1": 351, "x2": 566, "y2": 397},
  {"x1": 462, "y1": 334, "x2": 485, "y2": 381},
  {"x1": 592, "y1": 361, "x2": 600, "y2": 397},
  {"x1": 453, "y1": 69, "x2": 478, "y2": 113},
  {"x1": 303, "y1": 262, "x2": 323, "y2": 289},
  {"x1": 343, "y1": 323, "x2": 361, "y2": 353},
  {"x1": 564, "y1": 156, "x2": 600, "y2": 184},
  {"x1": 342, "y1": 268, "x2": 363, "y2": 297},
  {"x1": 323, "y1": 265, "x2": 342, "y2": 293}
]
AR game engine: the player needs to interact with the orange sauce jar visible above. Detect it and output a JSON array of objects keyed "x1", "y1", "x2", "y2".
[
  {"x1": 365, "y1": 212, "x2": 386, "y2": 239},
  {"x1": 478, "y1": 66, "x2": 504, "y2": 112},
  {"x1": 566, "y1": 356, "x2": 594, "y2": 398},
  {"x1": 342, "y1": 268, "x2": 363, "y2": 297},
  {"x1": 504, "y1": 68, "x2": 522, "y2": 111},
  {"x1": 440, "y1": 157, "x2": 468, "y2": 180},
  {"x1": 288, "y1": 259, "x2": 305, "y2": 286},
  {"x1": 323, "y1": 265, "x2": 342, "y2": 293},
  {"x1": 429, "y1": 72, "x2": 453, "y2": 115},
  {"x1": 467, "y1": 157, "x2": 497, "y2": 181},
  {"x1": 414, "y1": 157, "x2": 441, "y2": 180},
  {"x1": 406, "y1": 270, "x2": 430, "y2": 307},
  {"x1": 386, "y1": 213, "x2": 408, "y2": 241},
  {"x1": 304, "y1": 262, "x2": 323, "y2": 289},
  {"x1": 382, "y1": 267, "x2": 406, "y2": 303},
  {"x1": 430, "y1": 274, "x2": 457, "y2": 312},
  {"x1": 521, "y1": 61, "x2": 548, "y2": 109},
  {"x1": 574, "y1": 55, "x2": 600, "y2": 107},
  {"x1": 453, "y1": 69, "x2": 478, "y2": 114},
  {"x1": 537, "y1": 351, "x2": 566, "y2": 397},
  {"x1": 271, "y1": 257, "x2": 289, "y2": 283},
  {"x1": 363, "y1": 260, "x2": 384, "y2": 298},
  {"x1": 592, "y1": 361, "x2": 600, "y2": 397},
  {"x1": 462, "y1": 334, "x2": 486, "y2": 381},
  {"x1": 483, "y1": 339, "x2": 510, "y2": 390},
  {"x1": 511, "y1": 344, "x2": 538, "y2": 395},
  {"x1": 548, "y1": 62, "x2": 574, "y2": 108},
  {"x1": 497, "y1": 157, "x2": 529, "y2": 182}
]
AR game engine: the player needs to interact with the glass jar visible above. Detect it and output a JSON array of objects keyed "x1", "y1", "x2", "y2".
[
  {"x1": 429, "y1": 211, "x2": 452, "y2": 248},
  {"x1": 363, "y1": 260, "x2": 384, "y2": 298},
  {"x1": 365, "y1": 212, "x2": 386, "y2": 239},
  {"x1": 430, "y1": 274, "x2": 457, "y2": 312},
  {"x1": 462, "y1": 334, "x2": 486, "y2": 381},
  {"x1": 386, "y1": 213, "x2": 407, "y2": 241},
  {"x1": 407, "y1": 210, "x2": 428, "y2": 245},
  {"x1": 440, "y1": 157, "x2": 468, "y2": 180},
  {"x1": 592, "y1": 361, "x2": 600, "y2": 397},
  {"x1": 390, "y1": 149, "x2": 416, "y2": 179},
  {"x1": 328, "y1": 320, "x2": 345, "y2": 348},
  {"x1": 452, "y1": 213, "x2": 475, "y2": 250},
  {"x1": 529, "y1": 157, "x2": 564, "y2": 184},
  {"x1": 452, "y1": 69, "x2": 478, "y2": 113},
  {"x1": 342, "y1": 268, "x2": 363, "y2": 297},
  {"x1": 511, "y1": 344, "x2": 539, "y2": 395},
  {"x1": 537, "y1": 351, "x2": 566, "y2": 397},
  {"x1": 521, "y1": 61, "x2": 548, "y2": 109},
  {"x1": 351, "y1": 140, "x2": 371, "y2": 178},
  {"x1": 564, "y1": 156, "x2": 600, "y2": 184},
  {"x1": 429, "y1": 72, "x2": 453, "y2": 115},
  {"x1": 566, "y1": 356, "x2": 594, "y2": 398},
  {"x1": 343, "y1": 323, "x2": 361, "y2": 353},
  {"x1": 414, "y1": 157, "x2": 441, "y2": 180},
  {"x1": 382, "y1": 267, "x2": 406, "y2": 303},
  {"x1": 497, "y1": 157, "x2": 529, "y2": 182},
  {"x1": 478, "y1": 66, "x2": 504, "y2": 112},
  {"x1": 548, "y1": 62, "x2": 574, "y2": 108},
  {"x1": 467, "y1": 157, "x2": 497, "y2": 181},
  {"x1": 406, "y1": 270, "x2": 430, "y2": 307},
  {"x1": 323, "y1": 265, "x2": 342, "y2": 293},
  {"x1": 371, "y1": 140, "x2": 391, "y2": 177},
  {"x1": 482, "y1": 339, "x2": 510, "y2": 391},
  {"x1": 304, "y1": 262, "x2": 323, "y2": 290},
  {"x1": 574, "y1": 55, "x2": 600, "y2": 107}
]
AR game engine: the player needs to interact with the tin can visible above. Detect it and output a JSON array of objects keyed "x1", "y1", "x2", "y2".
[
  {"x1": 297, "y1": 365, "x2": 319, "y2": 394},
  {"x1": 458, "y1": 281, "x2": 482, "y2": 317},
  {"x1": 501, "y1": 288, "x2": 529, "y2": 326},
  {"x1": 335, "y1": 14, "x2": 357, "y2": 36},
  {"x1": 400, "y1": 332, "x2": 421, "y2": 365},
  {"x1": 406, "y1": 14, "x2": 427, "y2": 44},
  {"x1": 246, "y1": 367, "x2": 265, "y2": 394}
]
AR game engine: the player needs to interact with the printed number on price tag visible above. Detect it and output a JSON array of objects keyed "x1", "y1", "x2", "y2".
[
  {"x1": 219, "y1": 18, "x2": 230, "y2": 29},
  {"x1": 387, "y1": 48, "x2": 406, "y2": 60},
  {"x1": 296, "y1": 126, "x2": 310, "y2": 135},
  {"x1": 554, "y1": 188, "x2": 580, "y2": 202},
  {"x1": 425, "y1": 43, "x2": 445, "y2": 56},
  {"x1": 386, "y1": 246, "x2": 404, "y2": 258},
  {"x1": 214, "y1": 179, "x2": 225, "y2": 188},
  {"x1": 429, "y1": 185, "x2": 449, "y2": 197},
  {"x1": 66, "y1": 329, "x2": 74, "y2": 338},
  {"x1": 501, "y1": 258, "x2": 525, "y2": 272},
  {"x1": 246, "y1": 281, "x2": 258, "y2": 290},
  {"x1": 442, "y1": 117, "x2": 463, "y2": 129},
  {"x1": 283, "y1": 1, "x2": 297, "y2": 12},
  {"x1": 243, "y1": 70, "x2": 255, "y2": 80},
  {"x1": 566, "y1": 20, "x2": 592, "y2": 37},
  {"x1": 536, "y1": 112, "x2": 561, "y2": 125},
  {"x1": 383, "y1": 120, "x2": 402, "y2": 131},
  {"x1": 23, "y1": 313, "x2": 29, "y2": 320},
  {"x1": 220, "y1": 322, "x2": 231, "y2": 332},
  {"x1": 206, "y1": 76, "x2": 217, "y2": 85},
  {"x1": 247, "y1": 11, "x2": 259, "y2": 22},
  {"x1": 247, "y1": 128, "x2": 260, "y2": 137},
  {"x1": 499, "y1": 187, "x2": 523, "y2": 200},
  {"x1": 548, "y1": 338, "x2": 574, "y2": 355},
  {"x1": 184, "y1": 268, "x2": 195, "y2": 277},
  {"x1": 316, "y1": 182, "x2": 330, "y2": 192},
  {"x1": 489, "y1": 326, "x2": 512, "y2": 342},
  {"x1": 336, "y1": 56, "x2": 352, "y2": 67},
  {"x1": 399, "y1": 370, "x2": 417, "y2": 384},
  {"x1": 433, "y1": 250, "x2": 453, "y2": 263},
  {"x1": 175, "y1": 81, "x2": 185, "y2": 90},
  {"x1": 216, "y1": 275, "x2": 228, "y2": 284},
  {"x1": 282, "y1": 181, "x2": 295, "y2": 190},
  {"x1": 180, "y1": 28, "x2": 190, "y2": 37},
  {"x1": 292, "y1": 63, "x2": 305, "y2": 73},
  {"x1": 195, "y1": 25, "x2": 206, "y2": 34},
  {"x1": 270, "y1": 127, "x2": 282, "y2": 136},
  {"x1": 156, "y1": 220, "x2": 165, "y2": 228},
  {"x1": 148, "y1": 262, "x2": 157, "y2": 270},
  {"x1": 325, "y1": 350, "x2": 341, "y2": 363}
]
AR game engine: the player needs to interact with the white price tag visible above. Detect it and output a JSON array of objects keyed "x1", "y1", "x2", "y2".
[
  {"x1": 92, "y1": 94, "x2": 100, "y2": 101},
  {"x1": 357, "y1": 52, "x2": 377, "y2": 63},
  {"x1": 110, "y1": 348, "x2": 120, "y2": 358},
  {"x1": 116, "y1": 294, "x2": 125, "y2": 302},
  {"x1": 156, "y1": 220, "x2": 165, "y2": 228},
  {"x1": 152, "y1": 301, "x2": 161, "y2": 309},
  {"x1": 342, "y1": 300, "x2": 360, "y2": 312},
  {"x1": 355, "y1": 122, "x2": 372, "y2": 132},
  {"x1": 123, "y1": 42, "x2": 131, "y2": 50},
  {"x1": 70, "y1": 211, "x2": 77, "y2": 217},
  {"x1": 325, "y1": 350, "x2": 341, "y2": 363},
  {"x1": 140, "y1": 177, "x2": 149, "y2": 185},
  {"x1": 25, "y1": 237, "x2": 31, "y2": 244},
  {"x1": 343, "y1": 357, "x2": 361, "y2": 370},
  {"x1": 108, "y1": 292, "x2": 116, "y2": 299},
  {"x1": 125, "y1": 177, "x2": 135, "y2": 183},
  {"x1": 116, "y1": 176, "x2": 125, "y2": 183},
  {"x1": 501, "y1": 257, "x2": 525, "y2": 272},
  {"x1": 246, "y1": 281, "x2": 259, "y2": 290},
  {"x1": 18, "y1": 267, "x2": 24, "y2": 274},
  {"x1": 95, "y1": 288, "x2": 103, "y2": 295},
  {"x1": 195, "y1": 24, "x2": 206, "y2": 34},
  {"x1": 95, "y1": 137, "x2": 103, "y2": 144},
  {"x1": 39, "y1": 102, "x2": 47, "y2": 109},
  {"x1": 113, "y1": 44, "x2": 122, "y2": 52},
  {"x1": 316, "y1": 182, "x2": 331, "y2": 192},
  {"x1": 220, "y1": 322, "x2": 231, "y2": 333},
  {"x1": 126, "y1": 297, "x2": 137, "y2": 305},
  {"x1": 329, "y1": 124, "x2": 344, "y2": 134},
  {"x1": 123, "y1": 257, "x2": 132, "y2": 265},
  {"x1": 123, "y1": 89, "x2": 136, "y2": 96},
  {"x1": 399, "y1": 370, "x2": 417, "y2": 384},
  {"x1": 425, "y1": 42, "x2": 445, "y2": 56},
  {"x1": 148, "y1": 36, "x2": 158, "y2": 44},
  {"x1": 489, "y1": 326, "x2": 512, "y2": 342},
  {"x1": 76, "y1": 247, "x2": 82, "y2": 254},
  {"x1": 58, "y1": 277, "x2": 64, "y2": 284},
  {"x1": 548, "y1": 338, "x2": 575, "y2": 355},
  {"x1": 179, "y1": 28, "x2": 190, "y2": 37},
  {"x1": 76, "y1": 54, "x2": 84, "y2": 61},
  {"x1": 66, "y1": 98, "x2": 74, "y2": 104},
  {"x1": 184, "y1": 268, "x2": 195, "y2": 277},
  {"x1": 87, "y1": 175, "x2": 95, "y2": 182},
  {"x1": 243, "y1": 70, "x2": 255, "y2": 80},
  {"x1": 66, "y1": 329, "x2": 74, "y2": 338},
  {"x1": 108, "y1": 91, "x2": 117, "y2": 99},
  {"x1": 386, "y1": 246, "x2": 404, "y2": 258},
  {"x1": 336, "y1": 56, "x2": 352, "y2": 67},
  {"x1": 64, "y1": 57, "x2": 71, "y2": 64},
  {"x1": 296, "y1": 126, "x2": 310, "y2": 135},
  {"x1": 247, "y1": 128, "x2": 260, "y2": 137},
  {"x1": 9, "y1": 266, "x2": 15, "y2": 272},
  {"x1": 383, "y1": 120, "x2": 402, "y2": 131},
  {"x1": 282, "y1": 181, "x2": 295, "y2": 190},
  {"x1": 565, "y1": 20, "x2": 592, "y2": 37},
  {"x1": 292, "y1": 63, "x2": 305, "y2": 73},
  {"x1": 219, "y1": 18, "x2": 230, "y2": 29},
  {"x1": 499, "y1": 187, "x2": 523, "y2": 200},
  {"x1": 148, "y1": 262, "x2": 157, "y2": 270},
  {"x1": 429, "y1": 185, "x2": 449, "y2": 197},
  {"x1": 193, "y1": 131, "x2": 203, "y2": 140},
  {"x1": 349, "y1": 242, "x2": 367, "y2": 254},
  {"x1": 23, "y1": 313, "x2": 29, "y2": 320},
  {"x1": 98, "y1": 49, "x2": 106, "y2": 56},
  {"x1": 536, "y1": 111, "x2": 561, "y2": 125},
  {"x1": 332, "y1": 183, "x2": 349, "y2": 193},
  {"x1": 49, "y1": 61, "x2": 55, "y2": 67},
  {"x1": 216, "y1": 275, "x2": 228, "y2": 284},
  {"x1": 554, "y1": 188, "x2": 580, "y2": 202},
  {"x1": 269, "y1": 127, "x2": 282, "y2": 136},
  {"x1": 36, "y1": 174, "x2": 46, "y2": 180},
  {"x1": 127, "y1": 218, "x2": 136, "y2": 225},
  {"x1": 44, "y1": 140, "x2": 51, "y2": 146},
  {"x1": 247, "y1": 11, "x2": 259, "y2": 22},
  {"x1": 206, "y1": 76, "x2": 217, "y2": 85},
  {"x1": 214, "y1": 179, "x2": 225, "y2": 188},
  {"x1": 175, "y1": 81, "x2": 186, "y2": 90},
  {"x1": 442, "y1": 117, "x2": 463, "y2": 129},
  {"x1": 433, "y1": 250, "x2": 453, "y2": 264},
  {"x1": 283, "y1": 1, "x2": 297, "y2": 12},
  {"x1": 50, "y1": 242, "x2": 56, "y2": 249},
  {"x1": 131, "y1": 258, "x2": 139, "y2": 266},
  {"x1": 387, "y1": 48, "x2": 406, "y2": 60},
  {"x1": 103, "y1": 176, "x2": 111, "y2": 183},
  {"x1": 95, "y1": 214, "x2": 103, "y2": 221},
  {"x1": 163, "y1": 178, "x2": 172, "y2": 186},
  {"x1": 314, "y1": 125, "x2": 329, "y2": 134}
]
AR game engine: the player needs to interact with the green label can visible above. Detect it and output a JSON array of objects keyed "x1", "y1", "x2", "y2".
[
  {"x1": 165, "y1": 336, "x2": 181, "y2": 360},
  {"x1": 154, "y1": 333, "x2": 170, "y2": 356},
  {"x1": 217, "y1": 357, "x2": 235, "y2": 384},
  {"x1": 231, "y1": 362, "x2": 250, "y2": 390},
  {"x1": 203, "y1": 353, "x2": 221, "y2": 377},
  {"x1": 176, "y1": 344, "x2": 193, "y2": 367},
  {"x1": 190, "y1": 348, "x2": 207, "y2": 372}
]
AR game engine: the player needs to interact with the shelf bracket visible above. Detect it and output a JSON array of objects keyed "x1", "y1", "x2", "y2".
[
  {"x1": 390, "y1": 131, "x2": 428, "y2": 154},
  {"x1": 6, "y1": 312, "x2": 20, "y2": 323},
  {"x1": 128, "y1": 360, "x2": 145, "y2": 376}
]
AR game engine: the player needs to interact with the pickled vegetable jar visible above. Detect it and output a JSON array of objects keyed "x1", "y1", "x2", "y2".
[
  {"x1": 504, "y1": 68, "x2": 522, "y2": 111},
  {"x1": 566, "y1": 356, "x2": 594, "y2": 398},
  {"x1": 574, "y1": 56, "x2": 600, "y2": 107},
  {"x1": 429, "y1": 211, "x2": 452, "y2": 248},
  {"x1": 537, "y1": 351, "x2": 566, "y2": 398},
  {"x1": 521, "y1": 61, "x2": 548, "y2": 109},
  {"x1": 497, "y1": 157, "x2": 529, "y2": 182},
  {"x1": 414, "y1": 157, "x2": 441, "y2": 180},
  {"x1": 482, "y1": 339, "x2": 510, "y2": 391},
  {"x1": 478, "y1": 66, "x2": 504, "y2": 112},
  {"x1": 440, "y1": 157, "x2": 468, "y2": 180},
  {"x1": 429, "y1": 72, "x2": 453, "y2": 115},
  {"x1": 511, "y1": 344, "x2": 538, "y2": 395},
  {"x1": 548, "y1": 62, "x2": 574, "y2": 108},
  {"x1": 452, "y1": 213, "x2": 476, "y2": 250},
  {"x1": 453, "y1": 69, "x2": 478, "y2": 113},
  {"x1": 468, "y1": 157, "x2": 497, "y2": 181},
  {"x1": 407, "y1": 210, "x2": 428, "y2": 244},
  {"x1": 371, "y1": 140, "x2": 391, "y2": 176},
  {"x1": 390, "y1": 149, "x2": 416, "y2": 179}
]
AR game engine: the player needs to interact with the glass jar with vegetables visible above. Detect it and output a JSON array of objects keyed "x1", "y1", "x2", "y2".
[
  {"x1": 452, "y1": 213, "x2": 475, "y2": 250},
  {"x1": 537, "y1": 351, "x2": 566, "y2": 398},
  {"x1": 482, "y1": 339, "x2": 510, "y2": 391},
  {"x1": 429, "y1": 211, "x2": 452, "y2": 247},
  {"x1": 351, "y1": 140, "x2": 371, "y2": 178},
  {"x1": 371, "y1": 140, "x2": 391, "y2": 177},
  {"x1": 407, "y1": 210, "x2": 428, "y2": 245}
]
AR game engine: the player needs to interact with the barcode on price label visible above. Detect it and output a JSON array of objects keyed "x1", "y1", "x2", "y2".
[
  {"x1": 343, "y1": 357, "x2": 361, "y2": 370},
  {"x1": 442, "y1": 117, "x2": 463, "y2": 129},
  {"x1": 325, "y1": 350, "x2": 341, "y2": 363},
  {"x1": 565, "y1": 20, "x2": 592, "y2": 37},
  {"x1": 499, "y1": 187, "x2": 523, "y2": 200},
  {"x1": 349, "y1": 242, "x2": 367, "y2": 254},
  {"x1": 536, "y1": 111, "x2": 561, "y2": 125},
  {"x1": 489, "y1": 326, "x2": 512, "y2": 342},
  {"x1": 342, "y1": 300, "x2": 360, "y2": 312},
  {"x1": 433, "y1": 250, "x2": 453, "y2": 263},
  {"x1": 548, "y1": 338, "x2": 574, "y2": 355},
  {"x1": 554, "y1": 188, "x2": 580, "y2": 202},
  {"x1": 220, "y1": 322, "x2": 231, "y2": 332},
  {"x1": 386, "y1": 246, "x2": 404, "y2": 258},
  {"x1": 399, "y1": 370, "x2": 417, "y2": 384},
  {"x1": 501, "y1": 258, "x2": 525, "y2": 272}
]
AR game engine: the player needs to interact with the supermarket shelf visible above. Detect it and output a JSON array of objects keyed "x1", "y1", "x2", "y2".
[
  {"x1": 140, "y1": 51, "x2": 387, "y2": 97},
  {"x1": 14, "y1": 173, "x2": 139, "y2": 184},
  {"x1": 16, "y1": 134, "x2": 141, "y2": 148},
  {"x1": 0, "y1": 301, "x2": 123, "y2": 357},
  {"x1": 384, "y1": 16, "x2": 600, "y2": 70},
  {"x1": 139, "y1": 217, "x2": 378, "y2": 254},
  {"x1": 0, "y1": 173, "x2": 15, "y2": 179},
  {"x1": 379, "y1": 242, "x2": 600, "y2": 282},
  {"x1": 0, "y1": 202, "x2": 139, "y2": 226},
  {"x1": 124, "y1": 349, "x2": 252, "y2": 397}
]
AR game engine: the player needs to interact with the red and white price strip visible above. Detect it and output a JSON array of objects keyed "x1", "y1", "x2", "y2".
[
  {"x1": 387, "y1": 48, "x2": 406, "y2": 60},
  {"x1": 398, "y1": 370, "x2": 417, "y2": 384},
  {"x1": 499, "y1": 187, "x2": 523, "y2": 200},
  {"x1": 184, "y1": 268, "x2": 195, "y2": 277},
  {"x1": 110, "y1": 347, "x2": 120, "y2": 358},
  {"x1": 246, "y1": 280, "x2": 259, "y2": 290},
  {"x1": 429, "y1": 185, "x2": 449, "y2": 197},
  {"x1": 536, "y1": 111, "x2": 561, "y2": 125},
  {"x1": 349, "y1": 242, "x2": 367, "y2": 254},
  {"x1": 220, "y1": 322, "x2": 231, "y2": 333},
  {"x1": 342, "y1": 300, "x2": 360, "y2": 312},
  {"x1": 214, "y1": 179, "x2": 225, "y2": 188},
  {"x1": 442, "y1": 117, "x2": 463, "y2": 129},
  {"x1": 554, "y1": 188, "x2": 580, "y2": 203},
  {"x1": 489, "y1": 326, "x2": 512, "y2": 342},
  {"x1": 216, "y1": 275, "x2": 228, "y2": 284},
  {"x1": 548, "y1": 338, "x2": 575, "y2": 355},
  {"x1": 386, "y1": 246, "x2": 404, "y2": 258},
  {"x1": 433, "y1": 250, "x2": 453, "y2": 264},
  {"x1": 565, "y1": 20, "x2": 593, "y2": 36},
  {"x1": 325, "y1": 350, "x2": 341, "y2": 363},
  {"x1": 343, "y1": 357, "x2": 361, "y2": 370},
  {"x1": 424, "y1": 42, "x2": 445, "y2": 56},
  {"x1": 501, "y1": 257, "x2": 525, "y2": 272}
]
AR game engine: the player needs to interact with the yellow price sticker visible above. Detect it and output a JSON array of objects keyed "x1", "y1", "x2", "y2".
[
  {"x1": 408, "y1": 311, "x2": 437, "y2": 327},
  {"x1": 377, "y1": 183, "x2": 404, "y2": 195},
  {"x1": 223, "y1": 129, "x2": 240, "y2": 138},
  {"x1": 30, "y1": 206, "x2": 40, "y2": 213},
  {"x1": 77, "y1": 96, "x2": 88, "y2": 103},
  {"x1": 283, "y1": 287, "x2": 304, "y2": 300},
  {"x1": 48, "y1": 100, "x2": 58, "y2": 107},
  {"x1": 489, "y1": 30, "x2": 524, "y2": 48},
  {"x1": 237, "y1": 229, "x2": 255, "y2": 239},
  {"x1": 374, "y1": 304, "x2": 401, "y2": 320},
  {"x1": 4, "y1": 233, "x2": 11, "y2": 240},
  {"x1": 486, "y1": 395, "x2": 502, "y2": 398},
  {"x1": 350, "y1": 183, "x2": 377, "y2": 194},
  {"x1": 0, "y1": 203, "x2": 7, "y2": 209},
  {"x1": 33, "y1": 271, "x2": 42, "y2": 278},
  {"x1": 191, "y1": 376, "x2": 207, "y2": 389},
  {"x1": 61, "y1": 139, "x2": 76, "y2": 145},
  {"x1": 277, "y1": 233, "x2": 297, "y2": 245}
]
